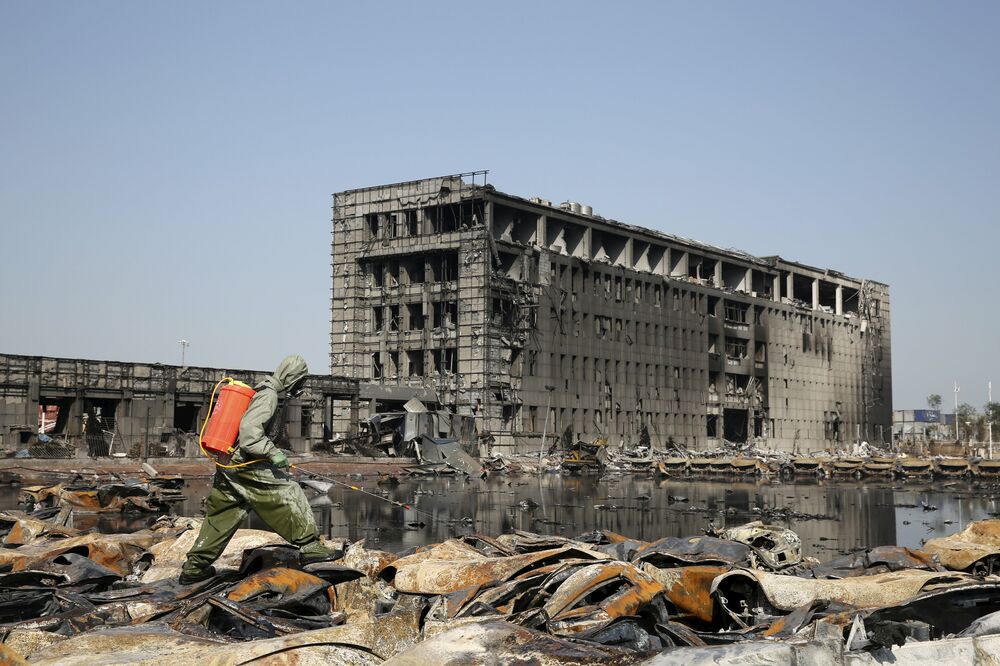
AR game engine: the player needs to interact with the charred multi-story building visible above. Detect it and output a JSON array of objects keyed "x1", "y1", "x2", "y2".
[{"x1": 331, "y1": 173, "x2": 891, "y2": 455}]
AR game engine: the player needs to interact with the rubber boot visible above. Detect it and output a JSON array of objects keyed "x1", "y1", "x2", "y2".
[{"x1": 179, "y1": 565, "x2": 217, "y2": 585}]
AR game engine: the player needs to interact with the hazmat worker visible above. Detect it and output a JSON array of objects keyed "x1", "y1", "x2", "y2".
[{"x1": 180, "y1": 354, "x2": 337, "y2": 584}]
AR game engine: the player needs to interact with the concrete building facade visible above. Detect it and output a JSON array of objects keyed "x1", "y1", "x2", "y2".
[
  {"x1": 331, "y1": 173, "x2": 891, "y2": 455},
  {"x1": 0, "y1": 353, "x2": 359, "y2": 458}
]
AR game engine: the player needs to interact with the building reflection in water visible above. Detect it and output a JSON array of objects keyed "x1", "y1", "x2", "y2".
[{"x1": 300, "y1": 475, "x2": 1000, "y2": 557}]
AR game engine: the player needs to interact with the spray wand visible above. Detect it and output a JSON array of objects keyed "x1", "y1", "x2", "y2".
[{"x1": 291, "y1": 464, "x2": 437, "y2": 521}]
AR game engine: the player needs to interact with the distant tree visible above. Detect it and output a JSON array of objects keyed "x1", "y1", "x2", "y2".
[
  {"x1": 957, "y1": 403, "x2": 986, "y2": 442},
  {"x1": 927, "y1": 394, "x2": 942, "y2": 410},
  {"x1": 985, "y1": 402, "x2": 1000, "y2": 442}
]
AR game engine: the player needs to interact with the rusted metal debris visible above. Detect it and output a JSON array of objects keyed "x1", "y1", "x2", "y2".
[
  {"x1": 922, "y1": 518, "x2": 1000, "y2": 575},
  {"x1": 6, "y1": 513, "x2": 1000, "y2": 662},
  {"x1": 19, "y1": 480, "x2": 184, "y2": 515}
]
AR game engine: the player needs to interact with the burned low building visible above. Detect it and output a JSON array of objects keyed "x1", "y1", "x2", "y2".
[
  {"x1": 0, "y1": 353, "x2": 359, "y2": 458},
  {"x1": 330, "y1": 172, "x2": 891, "y2": 455}
]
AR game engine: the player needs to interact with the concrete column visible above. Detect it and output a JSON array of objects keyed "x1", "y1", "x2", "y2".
[
  {"x1": 623, "y1": 237, "x2": 633, "y2": 268},
  {"x1": 745, "y1": 268, "x2": 753, "y2": 294},
  {"x1": 772, "y1": 275, "x2": 781, "y2": 302},
  {"x1": 812, "y1": 279, "x2": 820, "y2": 310},
  {"x1": 835, "y1": 285, "x2": 843, "y2": 316},
  {"x1": 582, "y1": 227, "x2": 592, "y2": 261},
  {"x1": 785, "y1": 273, "x2": 794, "y2": 301},
  {"x1": 537, "y1": 214, "x2": 546, "y2": 247},
  {"x1": 714, "y1": 262, "x2": 723, "y2": 288},
  {"x1": 26, "y1": 378, "x2": 39, "y2": 430},
  {"x1": 661, "y1": 248, "x2": 671, "y2": 276},
  {"x1": 675, "y1": 252, "x2": 689, "y2": 277}
]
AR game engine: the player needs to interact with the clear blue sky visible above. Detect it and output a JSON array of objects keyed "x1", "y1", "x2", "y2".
[{"x1": 1, "y1": 2, "x2": 997, "y2": 410}]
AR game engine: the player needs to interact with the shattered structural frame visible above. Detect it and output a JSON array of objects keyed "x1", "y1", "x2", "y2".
[{"x1": 331, "y1": 172, "x2": 891, "y2": 455}]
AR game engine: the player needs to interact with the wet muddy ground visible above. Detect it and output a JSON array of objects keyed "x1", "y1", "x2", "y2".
[{"x1": 4, "y1": 474, "x2": 1000, "y2": 558}]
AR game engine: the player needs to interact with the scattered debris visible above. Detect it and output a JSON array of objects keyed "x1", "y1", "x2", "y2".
[{"x1": 4, "y1": 492, "x2": 1000, "y2": 663}]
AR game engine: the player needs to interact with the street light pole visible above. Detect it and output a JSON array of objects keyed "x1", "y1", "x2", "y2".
[
  {"x1": 954, "y1": 382, "x2": 961, "y2": 443},
  {"x1": 178, "y1": 339, "x2": 190, "y2": 367},
  {"x1": 990, "y1": 381, "x2": 994, "y2": 460}
]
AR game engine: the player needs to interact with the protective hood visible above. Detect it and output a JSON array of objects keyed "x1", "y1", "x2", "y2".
[{"x1": 269, "y1": 354, "x2": 309, "y2": 392}]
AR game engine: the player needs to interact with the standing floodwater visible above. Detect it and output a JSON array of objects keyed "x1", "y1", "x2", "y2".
[
  {"x1": 306, "y1": 474, "x2": 1000, "y2": 556},
  {"x1": 6, "y1": 474, "x2": 992, "y2": 557}
]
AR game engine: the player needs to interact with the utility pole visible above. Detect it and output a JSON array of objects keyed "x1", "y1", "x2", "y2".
[
  {"x1": 178, "y1": 339, "x2": 190, "y2": 367},
  {"x1": 990, "y1": 381, "x2": 994, "y2": 460}
]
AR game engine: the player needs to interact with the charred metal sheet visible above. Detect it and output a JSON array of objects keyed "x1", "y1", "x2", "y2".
[
  {"x1": 711, "y1": 568, "x2": 976, "y2": 628},
  {"x1": 226, "y1": 567, "x2": 332, "y2": 617},
  {"x1": 575, "y1": 530, "x2": 638, "y2": 546},
  {"x1": 632, "y1": 536, "x2": 751, "y2": 569},
  {"x1": 385, "y1": 540, "x2": 607, "y2": 595},
  {"x1": 333, "y1": 571, "x2": 397, "y2": 619},
  {"x1": 807, "y1": 545, "x2": 942, "y2": 578},
  {"x1": 496, "y1": 530, "x2": 583, "y2": 553},
  {"x1": 1, "y1": 628, "x2": 67, "y2": 660},
  {"x1": 0, "y1": 511, "x2": 78, "y2": 547},
  {"x1": 922, "y1": 519, "x2": 1000, "y2": 574},
  {"x1": 458, "y1": 533, "x2": 515, "y2": 557},
  {"x1": 861, "y1": 582, "x2": 1000, "y2": 639},
  {"x1": 542, "y1": 561, "x2": 668, "y2": 636},
  {"x1": 1, "y1": 531, "x2": 157, "y2": 576},
  {"x1": 283, "y1": 596, "x2": 426, "y2": 659},
  {"x1": 28, "y1": 622, "x2": 381, "y2": 666},
  {"x1": 301, "y1": 561, "x2": 366, "y2": 586},
  {"x1": 642, "y1": 640, "x2": 797, "y2": 665},
  {"x1": 25, "y1": 551, "x2": 121, "y2": 588},
  {"x1": 959, "y1": 608, "x2": 1000, "y2": 637},
  {"x1": 580, "y1": 617, "x2": 663, "y2": 652},
  {"x1": 381, "y1": 619, "x2": 642, "y2": 666},
  {"x1": 19, "y1": 483, "x2": 176, "y2": 515},
  {"x1": 641, "y1": 564, "x2": 728, "y2": 626},
  {"x1": 341, "y1": 539, "x2": 399, "y2": 579},
  {"x1": 595, "y1": 539, "x2": 648, "y2": 562}
]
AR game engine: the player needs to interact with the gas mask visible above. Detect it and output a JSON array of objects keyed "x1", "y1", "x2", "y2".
[{"x1": 287, "y1": 376, "x2": 307, "y2": 398}]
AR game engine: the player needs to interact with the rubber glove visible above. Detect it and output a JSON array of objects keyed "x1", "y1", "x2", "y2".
[{"x1": 270, "y1": 451, "x2": 290, "y2": 468}]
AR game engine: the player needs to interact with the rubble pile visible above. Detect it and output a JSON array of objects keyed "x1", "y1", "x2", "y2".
[{"x1": 4, "y1": 510, "x2": 1000, "y2": 664}]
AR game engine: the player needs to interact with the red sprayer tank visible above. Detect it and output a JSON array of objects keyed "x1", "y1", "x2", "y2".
[{"x1": 201, "y1": 380, "x2": 256, "y2": 457}]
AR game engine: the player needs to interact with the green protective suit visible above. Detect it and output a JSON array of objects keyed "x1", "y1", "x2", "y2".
[{"x1": 182, "y1": 355, "x2": 328, "y2": 576}]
